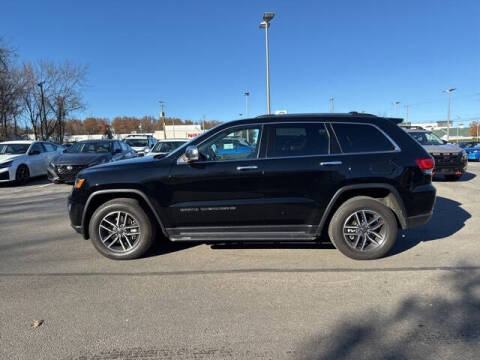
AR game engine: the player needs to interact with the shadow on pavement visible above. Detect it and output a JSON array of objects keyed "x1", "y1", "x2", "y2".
[
  {"x1": 390, "y1": 196, "x2": 471, "y2": 256},
  {"x1": 296, "y1": 265, "x2": 480, "y2": 360},
  {"x1": 434, "y1": 171, "x2": 476, "y2": 182},
  {"x1": 144, "y1": 238, "x2": 199, "y2": 257},
  {"x1": 211, "y1": 242, "x2": 335, "y2": 251}
]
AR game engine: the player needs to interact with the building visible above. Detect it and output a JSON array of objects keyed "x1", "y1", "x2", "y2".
[{"x1": 154, "y1": 125, "x2": 204, "y2": 140}]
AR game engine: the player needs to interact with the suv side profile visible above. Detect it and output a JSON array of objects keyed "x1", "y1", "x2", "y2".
[{"x1": 68, "y1": 113, "x2": 436, "y2": 260}]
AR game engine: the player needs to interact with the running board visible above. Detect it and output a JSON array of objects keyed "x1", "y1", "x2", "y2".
[{"x1": 166, "y1": 225, "x2": 317, "y2": 242}]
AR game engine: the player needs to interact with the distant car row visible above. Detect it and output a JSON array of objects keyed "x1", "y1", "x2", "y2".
[{"x1": 0, "y1": 138, "x2": 187, "y2": 184}]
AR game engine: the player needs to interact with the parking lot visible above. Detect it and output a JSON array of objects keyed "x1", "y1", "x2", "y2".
[{"x1": 1, "y1": 163, "x2": 480, "y2": 359}]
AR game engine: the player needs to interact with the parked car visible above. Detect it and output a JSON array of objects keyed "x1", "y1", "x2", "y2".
[
  {"x1": 147, "y1": 139, "x2": 188, "y2": 157},
  {"x1": 48, "y1": 139, "x2": 136, "y2": 183},
  {"x1": 404, "y1": 128, "x2": 467, "y2": 181},
  {"x1": 464, "y1": 144, "x2": 480, "y2": 161},
  {"x1": 458, "y1": 141, "x2": 480, "y2": 149},
  {"x1": 68, "y1": 113, "x2": 436, "y2": 261},
  {"x1": 0, "y1": 140, "x2": 63, "y2": 184},
  {"x1": 123, "y1": 135, "x2": 157, "y2": 156}
]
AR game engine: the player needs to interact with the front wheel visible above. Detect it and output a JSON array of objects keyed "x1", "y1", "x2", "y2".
[
  {"x1": 89, "y1": 198, "x2": 155, "y2": 260},
  {"x1": 15, "y1": 165, "x2": 30, "y2": 185},
  {"x1": 328, "y1": 196, "x2": 398, "y2": 260}
]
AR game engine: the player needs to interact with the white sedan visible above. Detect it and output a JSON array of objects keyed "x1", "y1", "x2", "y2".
[{"x1": 0, "y1": 140, "x2": 64, "y2": 184}]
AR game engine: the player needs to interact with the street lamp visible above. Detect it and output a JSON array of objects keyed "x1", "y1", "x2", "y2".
[
  {"x1": 444, "y1": 88, "x2": 456, "y2": 141},
  {"x1": 259, "y1": 12, "x2": 275, "y2": 115},
  {"x1": 243, "y1": 90, "x2": 250, "y2": 117},
  {"x1": 393, "y1": 101, "x2": 400, "y2": 116},
  {"x1": 330, "y1": 97, "x2": 335, "y2": 113}
]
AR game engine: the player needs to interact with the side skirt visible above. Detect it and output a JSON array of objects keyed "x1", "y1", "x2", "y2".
[{"x1": 166, "y1": 225, "x2": 317, "y2": 242}]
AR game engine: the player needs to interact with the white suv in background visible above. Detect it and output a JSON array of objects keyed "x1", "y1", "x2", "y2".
[
  {"x1": 123, "y1": 135, "x2": 157, "y2": 156},
  {"x1": 0, "y1": 140, "x2": 64, "y2": 184}
]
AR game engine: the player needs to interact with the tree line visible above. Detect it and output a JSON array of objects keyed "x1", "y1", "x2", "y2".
[
  {"x1": 1, "y1": 37, "x2": 87, "y2": 142},
  {"x1": 65, "y1": 116, "x2": 222, "y2": 136}
]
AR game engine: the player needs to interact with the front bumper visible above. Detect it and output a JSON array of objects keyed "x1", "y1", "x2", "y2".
[
  {"x1": 0, "y1": 167, "x2": 12, "y2": 182},
  {"x1": 68, "y1": 195, "x2": 87, "y2": 238},
  {"x1": 48, "y1": 164, "x2": 86, "y2": 183}
]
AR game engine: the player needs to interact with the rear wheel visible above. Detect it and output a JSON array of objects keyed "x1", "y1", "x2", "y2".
[
  {"x1": 15, "y1": 165, "x2": 30, "y2": 185},
  {"x1": 328, "y1": 196, "x2": 398, "y2": 260},
  {"x1": 89, "y1": 198, "x2": 155, "y2": 260}
]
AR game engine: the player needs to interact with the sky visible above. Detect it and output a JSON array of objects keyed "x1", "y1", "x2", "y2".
[{"x1": 1, "y1": 0, "x2": 479, "y2": 125}]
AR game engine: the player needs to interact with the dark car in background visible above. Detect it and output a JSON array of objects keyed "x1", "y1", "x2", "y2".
[
  {"x1": 68, "y1": 113, "x2": 436, "y2": 261},
  {"x1": 405, "y1": 128, "x2": 467, "y2": 181},
  {"x1": 48, "y1": 139, "x2": 136, "y2": 183}
]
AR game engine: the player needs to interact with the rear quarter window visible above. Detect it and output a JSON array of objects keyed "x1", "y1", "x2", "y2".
[{"x1": 332, "y1": 123, "x2": 396, "y2": 153}]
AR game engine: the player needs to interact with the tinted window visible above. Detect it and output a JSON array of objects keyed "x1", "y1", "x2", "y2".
[
  {"x1": 125, "y1": 138, "x2": 148, "y2": 147},
  {"x1": 43, "y1": 142, "x2": 56, "y2": 152},
  {"x1": 67, "y1": 141, "x2": 111, "y2": 153},
  {"x1": 332, "y1": 123, "x2": 395, "y2": 153},
  {"x1": 267, "y1": 123, "x2": 329, "y2": 157},
  {"x1": 120, "y1": 141, "x2": 128, "y2": 151},
  {"x1": 198, "y1": 126, "x2": 261, "y2": 161},
  {"x1": 0, "y1": 143, "x2": 30, "y2": 154},
  {"x1": 30, "y1": 142, "x2": 45, "y2": 153},
  {"x1": 113, "y1": 142, "x2": 121, "y2": 152},
  {"x1": 153, "y1": 141, "x2": 186, "y2": 153},
  {"x1": 408, "y1": 131, "x2": 443, "y2": 146}
]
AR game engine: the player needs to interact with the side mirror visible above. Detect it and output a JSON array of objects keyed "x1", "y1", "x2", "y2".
[
  {"x1": 185, "y1": 145, "x2": 199, "y2": 162},
  {"x1": 29, "y1": 150, "x2": 41, "y2": 155}
]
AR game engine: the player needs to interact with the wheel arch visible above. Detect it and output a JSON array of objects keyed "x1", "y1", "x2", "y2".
[
  {"x1": 81, "y1": 189, "x2": 167, "y2": 240},
  {"x1": 316, "y1": 183, "x2": 408, "y2": 236}
]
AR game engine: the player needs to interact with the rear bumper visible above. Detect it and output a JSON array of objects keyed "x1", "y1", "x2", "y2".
[{"x1": 406, "y1": 211, "x2": 433, "y2": 228}]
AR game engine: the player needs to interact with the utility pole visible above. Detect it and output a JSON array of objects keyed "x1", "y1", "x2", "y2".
[
  {"x1": 37, "y1": 81, "x2": 47, "y2": 140},
  {"x1": 244, "y1": 90, "x2": 250, "y2": 117},
  {"x1": 159, "y1": 100, "x2": 166, "y2": 139},
  {"x1": 202, "y1": 115, "x2": 206, "y2": 132},
  {"x1": 329, "y1": 97, "x2": 335, "y2": 113},
  {"x1": 405, "y1": 104, "x2": 409, "y2": 123},
  {"x1": 444, "y1": 88, "x2": 456, "y2": 141}
]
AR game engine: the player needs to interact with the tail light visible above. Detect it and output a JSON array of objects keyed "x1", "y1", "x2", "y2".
[{"x1": 415, "y1": 157, "x2": 435, "y2": 175}]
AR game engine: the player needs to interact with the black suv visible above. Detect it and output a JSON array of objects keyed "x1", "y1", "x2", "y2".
[{"x1": 68, "y1": 113, "x2": 436, "y2": 260}]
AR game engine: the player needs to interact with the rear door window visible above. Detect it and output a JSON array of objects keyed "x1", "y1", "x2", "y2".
[
  {"x1": 331, "y1": 123, "x2": 396, "y2": 153},
  {"x1": 267, "y1": 123, "x2": 329, "y2": 157}
]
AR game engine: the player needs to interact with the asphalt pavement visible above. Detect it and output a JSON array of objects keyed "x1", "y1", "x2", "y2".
[{"x1": 1, "y1": 164, "x2": 480, "y2": 360}]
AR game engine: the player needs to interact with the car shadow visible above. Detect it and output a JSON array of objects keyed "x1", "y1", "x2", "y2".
[
  {"x1": 144, "y1": 237, "x2": 199, "y2": 257},
  {"x1": 210, "y1": 241, "x2": 335, "y2": 251},
  {"x1": 389, "y1": 196, "x2": 471, "y2": 256},
  {"x1": 433, "y1": 171, "x2": 476, "y2": 182},
  {"x1": 0, "y1": 175, "x2": 52, "y2": 188}
]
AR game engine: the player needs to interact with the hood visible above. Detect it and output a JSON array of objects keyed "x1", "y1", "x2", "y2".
[
  {"x1": 423, "y1": 143, "x2": 463, "y2": 155},
  {"x1": 0, "y1": 154, "x2": 24, "y2": 163},
  {"x1": 53, "y1": 153, "x2": 110, "y2": 166}
]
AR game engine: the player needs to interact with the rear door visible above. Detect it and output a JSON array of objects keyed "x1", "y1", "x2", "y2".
[
  {"x1": 27, "y1": 142, "x2": 47, "y2": 176},
  {"x1": 260, "y1": 122, "x2": 347, "y2": 233}
]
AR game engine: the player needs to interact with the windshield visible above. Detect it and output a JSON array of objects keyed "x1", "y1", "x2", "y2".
[
  {"x1": 0, "y1": 143, "x2": 30, "y2": 155},
  {"x1": 66, "y1": 142, "x2": 111, "y2": 153},
  {"x1": 409, "y1": 132, "x2": 444, "y2": 146},
  {"x1": 152, "y1": 141, "x2": 186, "y2": 153},
  {"x1": 125, "y1": 139, "x2": 148, "y2": 147}
]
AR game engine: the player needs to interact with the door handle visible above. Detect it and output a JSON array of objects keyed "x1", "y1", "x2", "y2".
[
  {"x1": 320, "y1": 161, "x2": 342, "y2": 166},
  {"x1": 236, "y1": 165, "x2": 258, "y2": 171}
]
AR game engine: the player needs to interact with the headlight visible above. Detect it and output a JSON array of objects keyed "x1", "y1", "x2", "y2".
[{"x1": 0, "y1": 161, "x2": 13, "y2": 169}]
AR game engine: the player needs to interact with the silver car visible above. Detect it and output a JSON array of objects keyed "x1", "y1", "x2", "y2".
[{"x1": 0, "y1": 141, "x2": 64, "y2": 184}]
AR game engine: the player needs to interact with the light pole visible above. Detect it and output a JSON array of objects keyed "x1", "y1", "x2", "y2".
[
  {"x1": 259, "y1": 12, "x2": 274, "y2": 115},
  {"x1": 159, "y1": 100, "x2": 166, "y2": 139},
  {"x1": 330, "y1": 97, "x2": 335, "y2": 113},
  {"x1": 393, "y1": 101, "x2": 400, "y2": 116},
  {"x1": 405, "y1": 104, "x2": 409, "y2": 123},
  {"x1": 244, "y1": 90, "x2": 250, "y2": 117},
  {"x1": 444, "y1": 88, "x2": 456, "y2": 141},
  {"x1": 37, "y1": 81, "x2": 47, "y2": 140}
]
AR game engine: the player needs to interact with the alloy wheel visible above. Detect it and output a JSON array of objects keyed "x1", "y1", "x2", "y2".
[
  {"x1": 98, "y1": 211, "x2": 141, "y2": 253},
  {"x1": 343, "y1": 210, "x2": 386, "y2": 252}
]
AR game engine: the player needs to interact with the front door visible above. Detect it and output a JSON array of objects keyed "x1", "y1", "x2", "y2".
[
  {"x1": 260, "y1": 122, "x2": 347, "y2": 234},
  {"x1": 167, "y1": 124, "x2": 265, "y2": 230}
]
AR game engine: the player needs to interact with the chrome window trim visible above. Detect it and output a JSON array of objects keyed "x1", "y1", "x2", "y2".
[{"x1": 176, "y1": 120, "x2": 401, "y2": 164}]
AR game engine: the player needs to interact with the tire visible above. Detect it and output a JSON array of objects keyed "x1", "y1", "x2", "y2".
[
  {"x1": 89, "y1": 198, "x2": 156, "y2": 260},
  {"x1": 328, "y1": 196, "x2": 398, "y2": 260},
  {"x1": 445, "y1": 174, "x2": 462, "y2": 181},
  {"x1": 15, "y1": 165, "x2": 30, "y2": 185}
]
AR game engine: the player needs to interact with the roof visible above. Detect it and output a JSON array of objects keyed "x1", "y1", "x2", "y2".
[
  {"x1": 0, "y1": 140, "x2": 34, "y2": 144},
  {"x1": 75, "y1": 139, "x2": 117, "y2": 143},
  {"x1": 159, "y1": 139, "x2": 188, "y2": 142}
]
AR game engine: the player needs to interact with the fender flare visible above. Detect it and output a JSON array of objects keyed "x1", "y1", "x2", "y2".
[
  {"x1": 316, "y1": 183, "x2": 408, "y2": 235},
  {"x1": 81, "y1": 189, "x2": 168, "y2": 239}
]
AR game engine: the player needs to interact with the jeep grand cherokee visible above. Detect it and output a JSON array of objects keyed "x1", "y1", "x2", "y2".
[{"x1": 68, "y1": 113, "x2": 436, "y2": 260}]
